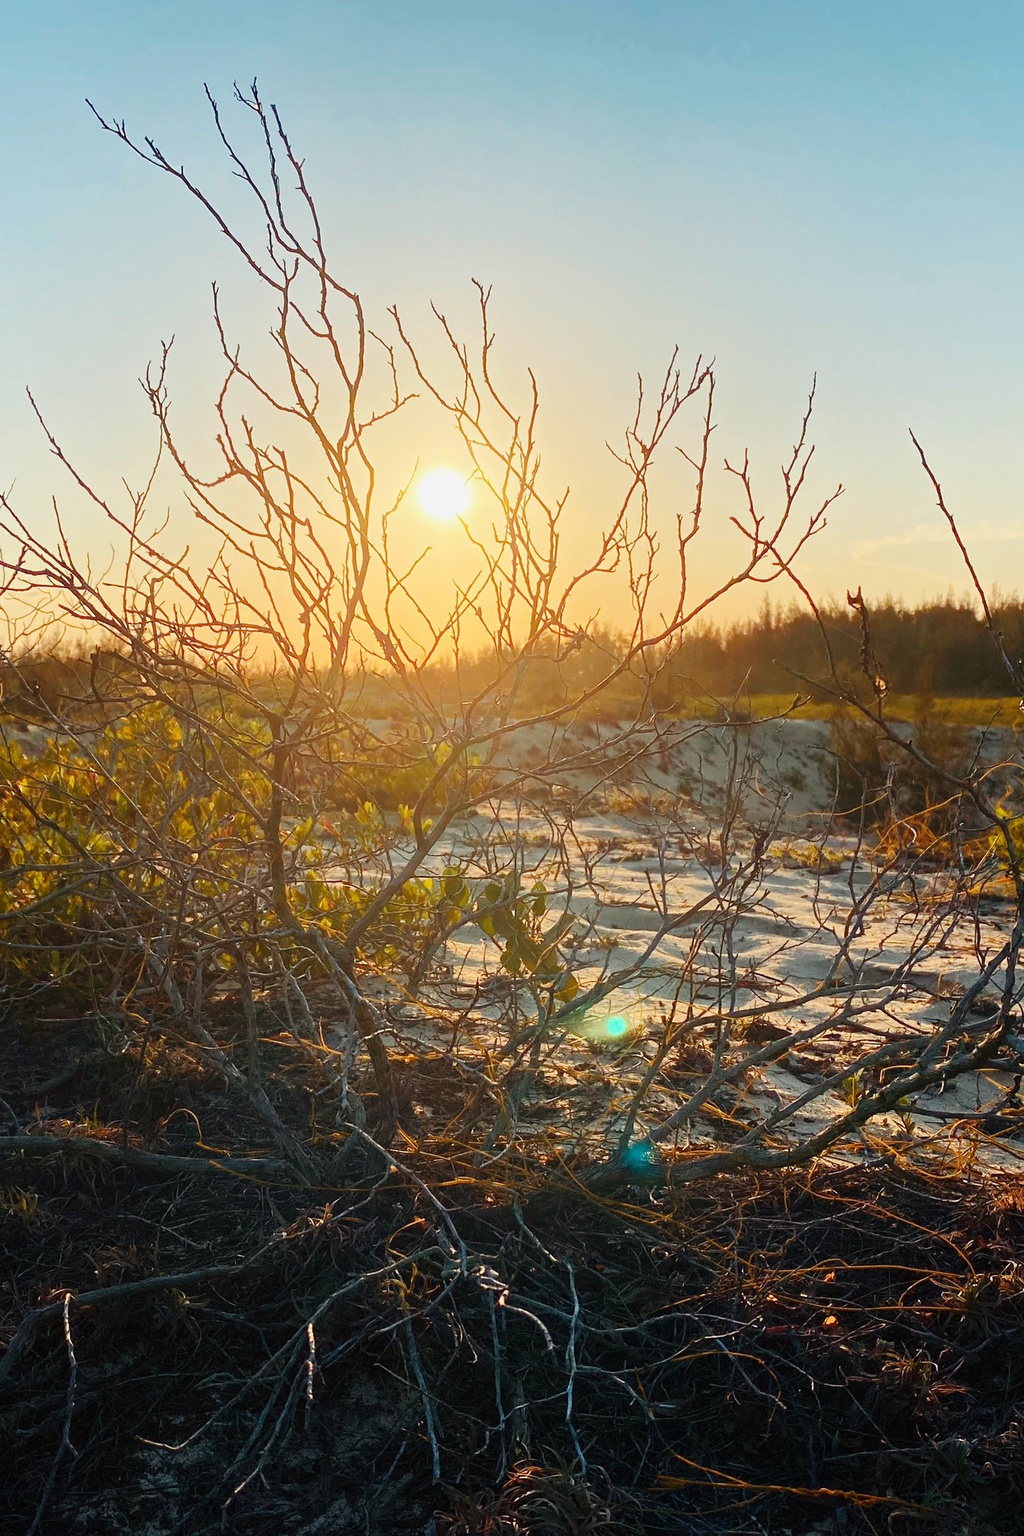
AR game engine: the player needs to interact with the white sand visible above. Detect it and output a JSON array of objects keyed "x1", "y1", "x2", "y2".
[{"x1": 326, "y1": 715, "x2": 1024, "y2": 1172}]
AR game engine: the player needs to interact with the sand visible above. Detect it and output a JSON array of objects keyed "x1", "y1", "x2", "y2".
[{"x1": 324, "y1": 714, "x2": 1024, "y2": 1173}]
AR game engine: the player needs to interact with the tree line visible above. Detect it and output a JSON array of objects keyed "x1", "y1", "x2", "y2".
[{"x1": 656, "y1": 594, "x2": 1024, "y2": 701}]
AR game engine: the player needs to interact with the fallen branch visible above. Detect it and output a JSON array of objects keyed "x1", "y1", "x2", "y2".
[{"x1": 0, "y1": 1133, "x2": 285, "y2": 1179}]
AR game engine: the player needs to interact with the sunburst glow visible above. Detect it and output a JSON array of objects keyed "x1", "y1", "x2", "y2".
[{"x1": 415, "y1": 467, "x2": 472, "y2": 523}]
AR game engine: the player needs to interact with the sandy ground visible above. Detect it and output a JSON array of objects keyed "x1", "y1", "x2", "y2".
[
  {"x1": 332, "y1": 715, "x2": 1024, "y2": 1173},
  {"x1": 7, "y1": 708, "x2": 1022, "y2": 1169}
]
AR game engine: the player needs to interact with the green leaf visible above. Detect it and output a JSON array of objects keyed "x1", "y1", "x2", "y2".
[{"x1": 501, "y1": 942, "x2": 522, "y2": 975}]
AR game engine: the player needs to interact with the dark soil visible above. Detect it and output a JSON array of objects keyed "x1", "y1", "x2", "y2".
[{"x1": 2, "y1": 1005, "x2": 1023, "y2": 1535}]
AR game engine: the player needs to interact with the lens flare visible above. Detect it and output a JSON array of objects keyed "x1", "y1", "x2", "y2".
[
  {"x1": 621, "y1": 1140, "x2": 662, "y2": 1174},
  {"x1": 604, "y1": 1015, "x2": 630, "y2": 1039}
]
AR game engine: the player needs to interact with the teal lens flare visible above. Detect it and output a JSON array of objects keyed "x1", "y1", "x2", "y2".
[{"x1": 605, "y1": 1016, "x2": 629, "y2": 1038}]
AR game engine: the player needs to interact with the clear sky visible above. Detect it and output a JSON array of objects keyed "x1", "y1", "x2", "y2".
[{"x1": 3, "y1": 1, "x2": 1024, "y2": 624}]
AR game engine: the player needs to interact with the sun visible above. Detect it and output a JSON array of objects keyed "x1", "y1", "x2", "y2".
[{"x1": 415, "y1": 467, "x2": 472, "y2": 523}]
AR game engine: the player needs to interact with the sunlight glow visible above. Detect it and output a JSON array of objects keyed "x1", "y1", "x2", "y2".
[
  {"x1": 415, "y1": 467, "x2": 472, "y2": 523},
  {"x1": 604, "y1": 1015, "x2": 630, "y2": 1039}
]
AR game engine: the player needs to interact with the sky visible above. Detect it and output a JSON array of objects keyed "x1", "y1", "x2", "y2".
[{"x1": 3, "y1": 0, "x2": 1024, "y2": 632}]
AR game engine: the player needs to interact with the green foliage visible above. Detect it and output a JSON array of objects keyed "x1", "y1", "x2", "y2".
[
  {"x1": 292, "y1": 870, "x2": 441, "y2": 966},
  {"x1": 773, "y1": 841, "x2": 847, "y2": 871},
  {"x1": 0, "y1": 704, "x2": 461, "y2": 1000},
  {"x1": 840, "y1": 1071, "x2": 865, "y2": 1107},
  {"x1": 983, "y1": 804, "x2": 1024, "y2": 882},
  {"x1": 326, "y1": 736, "x2": 462, "y2": 813},
  {"x1": 442, "y1": 865, "x2": 579, "y2": 1006},
  {"x1": 0, "y1": 707, "x2": 262, "y2": 997}
]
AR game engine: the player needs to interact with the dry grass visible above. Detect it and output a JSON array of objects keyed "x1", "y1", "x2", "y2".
[
  {"x1": 738, "y1": 693, "x2": 1023, "y2": 727},
  {"x1": 2, "y1": 1009, "x2": 1024, "y2": 1535}
]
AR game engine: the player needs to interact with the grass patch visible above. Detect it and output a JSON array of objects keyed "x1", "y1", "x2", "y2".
[{"x1": 741, "y1": 693, "x2": 1024, "y2": 726}]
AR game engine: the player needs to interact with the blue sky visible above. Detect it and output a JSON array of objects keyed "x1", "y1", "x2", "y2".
[{"x1": 4, "y1": 1, "x2": 1024, "y2": 615}]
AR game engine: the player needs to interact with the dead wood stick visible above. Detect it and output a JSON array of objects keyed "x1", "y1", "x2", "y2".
[{"x1": 0, "y1": 1133, "x2": 283, "y2": 1178}]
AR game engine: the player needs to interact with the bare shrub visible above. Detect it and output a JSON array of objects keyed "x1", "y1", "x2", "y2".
[{"x1": 1, "y1": 85, "x2": 1023, "y2": 1529}]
